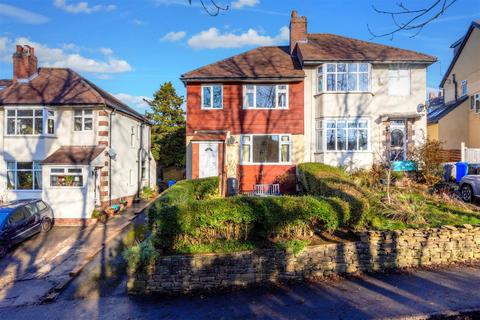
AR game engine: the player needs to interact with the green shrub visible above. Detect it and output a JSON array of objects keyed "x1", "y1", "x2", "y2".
[
  {"x1": 297, "y1": 163, "x2": 369, "y2": 228},
  {"x1": 140, "y1": 186, "x2": 155, "y2": 200},
  {"x1": 123, "y1": 238, "x2": 158, "y2": 272},
  {"x1": 151, "y1": 195, "x2": 339, "y2": 251}
]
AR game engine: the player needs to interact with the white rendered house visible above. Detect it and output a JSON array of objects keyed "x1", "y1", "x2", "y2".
[{"x1": 0, "y1": 45, "x2": 156, "y2": 224}]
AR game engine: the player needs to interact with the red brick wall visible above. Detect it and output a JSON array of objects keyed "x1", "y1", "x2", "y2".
[
  {"x1": 237, "y1": 165, "x2": 296, "y2": 193},
  {"x1": 186, "y1": 82, "x2": 304, "y2": 135}
]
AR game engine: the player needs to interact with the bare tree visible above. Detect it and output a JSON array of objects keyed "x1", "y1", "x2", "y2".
[
  {"x1": 189, "y1": 0, "x2": 229, "y2": 16},
  {"x1": 368, "y1": 0, "x2": 458, "y2": 39}
]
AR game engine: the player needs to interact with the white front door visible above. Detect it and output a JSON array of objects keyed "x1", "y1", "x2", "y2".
[{"x1": 199, "y1": 143, "x2": 219, "y2": 178}]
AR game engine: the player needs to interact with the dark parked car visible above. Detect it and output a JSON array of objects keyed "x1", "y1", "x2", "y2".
[{"x1": 0, "y1": 199, "x2": 54, "y2": 257}]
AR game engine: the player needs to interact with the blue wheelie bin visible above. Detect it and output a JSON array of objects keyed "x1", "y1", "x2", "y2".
[{"x1": 455, "y1": 162, "x2": 469, "y2": 184}]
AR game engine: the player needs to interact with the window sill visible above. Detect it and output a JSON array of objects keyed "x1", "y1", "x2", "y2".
[
  {"x1": 315, "y1": 150, "x2": 373, "y2": 154},
  {"x1": 242, "y1": 107, "x2": 289, "y2": 110},
  {"x1": 7, "y1": 189, "x2": 42, "y2": 192},
  {"x1": 240, "y1": 162, "x2": 293, "y2": 166},
  {"x1": 4, "y1": 135, "x2": 57, "y2": 138},
  {"x1": 314, "y1": 91, "x2": 374, "y2": 97}
]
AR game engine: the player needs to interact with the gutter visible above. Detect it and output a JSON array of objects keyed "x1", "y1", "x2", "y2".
[{"x1": 136, "y1": 121, "x2": 145, "y2": 201}]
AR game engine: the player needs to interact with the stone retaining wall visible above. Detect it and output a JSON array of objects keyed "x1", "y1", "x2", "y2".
[{"x1": 128, "y1": 225, "x2": 480, "y2": 295}]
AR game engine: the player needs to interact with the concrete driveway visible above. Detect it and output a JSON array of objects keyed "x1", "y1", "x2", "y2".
[{"x1": 0, "y1": 199, "x2": 155, "y2": 308}]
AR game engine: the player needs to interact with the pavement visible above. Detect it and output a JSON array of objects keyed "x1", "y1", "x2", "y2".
[
  {"x1": 0, "y1": 198, "x2": 157, "y2": 309},
  {"x1": 2, "y1": 263, "x2": 480, "y2": 319}
]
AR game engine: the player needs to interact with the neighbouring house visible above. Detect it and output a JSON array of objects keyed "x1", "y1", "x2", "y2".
[
  {"x1": 181, "y1": 11, "x2": 436, "y2": 193},
  {"x1": 0, "y1": 45, "x2": 156, "y2": 225},
  {"x1": 427, "y1": 20, "x2": 480, "y2": 162}
]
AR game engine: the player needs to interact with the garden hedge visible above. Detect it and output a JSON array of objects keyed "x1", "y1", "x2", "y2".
[
  {"x1": 148, "y1": 177, "x2": 340, "y2": 251},
  {"x1": 297, "y1": 163, "x2": 370, "y2": 228}
]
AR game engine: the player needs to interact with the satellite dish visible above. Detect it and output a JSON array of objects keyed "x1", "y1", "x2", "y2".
[
  {"x1": 417, "y1": 104, "x2": 425, "y2": 113},
  {"x1": 107, "y1": 148, "x2": 117, "y2": 158}
]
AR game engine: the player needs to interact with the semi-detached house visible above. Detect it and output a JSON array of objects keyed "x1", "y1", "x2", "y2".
[
  {"x1": 0, "y1": 45, "x2": 156, "y2": 225},
  {"x1": 182, "y1": 11, "x2": 436, "y2": 194}
]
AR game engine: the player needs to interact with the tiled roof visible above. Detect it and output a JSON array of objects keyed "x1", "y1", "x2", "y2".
[
  {"x1": 0, "y1": 79, "x2": 12, "y2": 88},
  {"x1": 427, "y1": 95, "x2": 469, "y2": 124},
  {"x1": 440, "y1": 21, "x2": 480, "y2": 87},
  {"x1": 0, "y1": 68, "x2": 146, "y2": 121},
  {"x1": 298, "y1": 34, "x2": 437, "y2": 63},
  {"x1": 181, "y1": 46, "x2": 304, "y2": 81},
  {"x1": 42, "y1": 146, "x2": 106, "y2": 165}
]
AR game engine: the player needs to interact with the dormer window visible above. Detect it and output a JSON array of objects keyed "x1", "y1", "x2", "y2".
[{"x1": 318, "y1": 63, "x2": 370, "y2": 93}]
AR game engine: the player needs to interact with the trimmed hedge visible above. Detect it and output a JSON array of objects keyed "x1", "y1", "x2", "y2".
[
  {"x1": 148, "y1": 177, "x2": 340, "y2": 251},
  {"x1": 297, "y1": 163, "x2": 370, "y2": 228}
]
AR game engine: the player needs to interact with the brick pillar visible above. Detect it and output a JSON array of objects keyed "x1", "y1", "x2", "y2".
[
  {"x1": 406, "y1": 119, "x2": 414, "y2": 159},
  {"x1": 382, "y1": 120, "x2": 391, "y2": 161},
  {"x1": 98, "y1": 109, "x2": 110, "y2": 207}
]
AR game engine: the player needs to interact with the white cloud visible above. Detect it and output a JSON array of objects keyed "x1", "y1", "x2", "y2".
[
  {"x1": 114, "y1": 93, "x2": 150, "y2": 109},
  {"x1": 0, "y1": 36, "x2": 132, "y2": 74},
  {"x1": 53, "y1": 0, "x2": 116, "y2": 14},
  {"x1": 231, "y1": 0, "x2": 259, "y2": 9},
  {"x1": 187, "y1": 26, "x2": 289, "y2": 49},
  {"x1": 0, "y1": 4, "x2": 49, "y2": 24},
  {"x1": 161, "y1": 31, "x2": 187, "y2": 42}
]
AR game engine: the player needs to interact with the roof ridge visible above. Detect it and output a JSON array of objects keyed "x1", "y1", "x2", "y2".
[
  {"x1": 181, "y1": 46, "x2": 288, "y2": 79},
  {"x1": 307, "y1": 33, "x2": 436, "y2": 60}
]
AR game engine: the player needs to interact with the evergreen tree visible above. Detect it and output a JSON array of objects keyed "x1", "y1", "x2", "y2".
[{"x1": 146, "y1": 82, "x2": 185, "y2": 170}]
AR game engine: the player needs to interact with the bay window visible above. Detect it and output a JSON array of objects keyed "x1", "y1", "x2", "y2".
[
  {"x1": 6, "y1": 108, "x2": 55, "y2": 136},
  {"x1": 244, "y1": 84, "x2": 288, "y2": 109},
  {"x1": 202, "y1": 84, "x2": 223, "y2": 109},
  {"x1": 50, "y1": 167, "x2": 84, "y2": 187},
  {"x1": 7, "y1": 161, "x2": 42, "y2": 190},
  {"x1": 318, "y1": 63, "x2": 370, "y2": 93},
  {"x1": 74, "y1": 109, "x2": 93, "y2": 131},
  {"x1": 316, "y1": 119, "x2": 369, "y2": 152},
  {"x1": 241, "y1": 134, "x2": 291, "y2": 164}
]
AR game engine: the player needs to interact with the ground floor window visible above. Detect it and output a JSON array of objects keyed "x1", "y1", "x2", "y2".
[
  {"x1": 241, "y1": 134, "x2": 291, "y2": 164},
  {"x1": 50, "y1": 167, "x2": 84, "y2": 187},
  {"x1": 316, "y1": 118, "x2": 369, "y2": 152},
  {"x1": 6, "y1": 161, "x2": 42, "y2": 190}
]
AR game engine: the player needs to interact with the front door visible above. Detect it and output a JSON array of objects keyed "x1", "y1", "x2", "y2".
[
  {"x1": 199, "y1": 143, "x2": 219, "y2": 178},
  {"x1": 390, "y1": 120, "x2": 406, "y2": 161}
]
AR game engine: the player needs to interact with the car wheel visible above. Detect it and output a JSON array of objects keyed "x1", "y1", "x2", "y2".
[
  {"x1": 41, "y1": 218, "x2": 53, "y2": 233},
  {"x1": 0, "y1": 244, "x2": 7, "y2": 258},
  {"x1": 461, "y1": 184, "x2": 474, "y2": 203}
]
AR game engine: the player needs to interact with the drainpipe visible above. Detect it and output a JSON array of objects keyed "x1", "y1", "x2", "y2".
[
  {"x1": 452, "y1": 74, "x2": 458, "y2": 101},
  {"x1": 108, "y1": 108, "x2": 115, "y2": 206},
  {"x1": 137, "y1": 121, "x2": 145, "y2": 200}
]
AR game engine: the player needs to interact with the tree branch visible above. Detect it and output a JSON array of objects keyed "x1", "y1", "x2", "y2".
[
  {"x1": 188, "y1": 0, "x2": 229, "y2": 16},
  {"x1": 368, "y1": 0, "x2": 458, "y2": 39}
]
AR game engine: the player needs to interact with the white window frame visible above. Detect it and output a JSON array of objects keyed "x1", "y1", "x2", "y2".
[
  {"x1": 6, "y1": 161, "x2": 42, "y2": 191},
  {"x1": 5, "y1": 107, "x2": 56, "y2": 136},
  {"x1": 130, "y1": 126, "x2": 137, "y2": 149},
  {"x1": 461, "y1": 80, "x2": 468, "y2": 96},
  {"x1": 315, "y1": 118, "x2": 370, "y2": 153},
  {"x1": 73, "y1": 109, "x2": 94, "y2": 131},
  {"x1": 243, "y1": 84, "x2": 289, "y2": 109},
  {"x1": 201, "y1": 84, "x2": 223, "y2": 109},
  {"x1": 473, "y1": 93, "x2": 480, "y2": 113},
  {"x1": 318, "y1": 63, "x2": 371, "y2": 93},
  {"x1": 388, "y1": 66, "x2": 411, "y2": 96},
  {"x1": 49, "y1": 166, "x2": 85, "y2": 188},
  {"x1": 240, "y1": 134, "x2": 292, "y2": 165}
]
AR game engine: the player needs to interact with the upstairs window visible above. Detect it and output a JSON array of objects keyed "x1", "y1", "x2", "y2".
[
  {"x1": 472, "y1": 94, "x2": 480, "y2": 113},
  {"x1": 244, "y1": 84, "x2": 289, "y2": 109},
  {"x1": 202, "y1": 84, "x2": 223, "y2": 109},
  {"x1": 74, "y1": 109, "x2": 93, "y2": 131},
  {"x1": 388, "y1": 66, "x2": 411, "y2": 96},
  {"x1": 318, "y1": 63, "x2": 370, "y2": 93},
  {"x1": 6, "y1": 108, "x2": 55, "y2": 136},
  {"x1": 461, "y1": 80, "x2": 468, "y2": 96}
]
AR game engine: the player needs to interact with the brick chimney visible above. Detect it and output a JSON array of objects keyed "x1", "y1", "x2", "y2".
[
  {"x1": 289, "y1": 10, "x2": 307, "y2": 55},
  {"x1": 13, "y1": 45, "x2": 38, "y2": 82}
]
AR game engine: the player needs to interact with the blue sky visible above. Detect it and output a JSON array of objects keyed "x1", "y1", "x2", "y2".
[{"x1": 0, "y1": 0, "x2": 479, "y2": 112}]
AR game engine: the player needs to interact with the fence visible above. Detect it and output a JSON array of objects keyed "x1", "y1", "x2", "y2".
[{"x1": 461, "y1": 142, "x2": 480, "y2": 163}]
